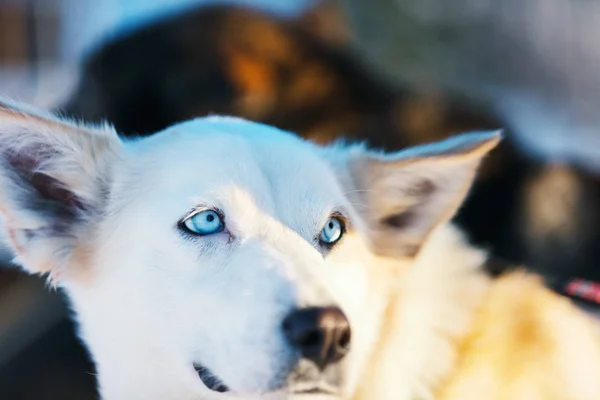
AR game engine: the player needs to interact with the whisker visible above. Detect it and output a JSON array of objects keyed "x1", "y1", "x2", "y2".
[
  {"x1": 348, "y1": 202, "x2": 372, "y2": 210},
  {"x1": 343, "y1": 189, "x2": 374, "y2": 196}
]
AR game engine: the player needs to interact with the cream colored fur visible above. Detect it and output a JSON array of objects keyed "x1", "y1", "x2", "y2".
[{"x1": 347, "y1": 224, "x2": 600, "y2": 400}]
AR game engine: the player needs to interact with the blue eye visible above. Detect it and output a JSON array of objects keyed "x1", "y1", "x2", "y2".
[
  {"x1": 319, "y1": 216, "x2": 344, "y2": 245},
  {"x1": 182, "y1": 210, "x2": 224, "y2": 235}
]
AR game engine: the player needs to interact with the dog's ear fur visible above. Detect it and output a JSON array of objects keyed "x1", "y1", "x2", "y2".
[
  {"x1": 0, "y1": 99, "x2": 121, "y2": 279},
  {"x1": 341, "y1": 131, "x2": 501, "y2": 257}
]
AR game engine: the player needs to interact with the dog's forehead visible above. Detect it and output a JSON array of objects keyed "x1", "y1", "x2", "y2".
[{"x1": 122, "y1": 117, "x2": 347, "y2": 225}]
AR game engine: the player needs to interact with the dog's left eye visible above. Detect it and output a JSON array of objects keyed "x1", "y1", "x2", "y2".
[
  {"x1": 181, "y1": 210, "x2": 224, "y2": 235},
  {"x1": 320, "y1": 216, "x2": 344, "y2": 245}
]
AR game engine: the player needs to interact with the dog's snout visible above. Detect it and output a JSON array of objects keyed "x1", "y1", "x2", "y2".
[{"x1": 282, "y1": 306, "x2": 351, "y2": 369}]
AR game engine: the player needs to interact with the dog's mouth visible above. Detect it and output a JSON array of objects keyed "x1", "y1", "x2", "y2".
[
  {"x1": 194, "y1": 364, "x2": 229, "y2": 393},
  {"x1": 289, "y1": 386, "x2": 338, "y2": 395},
  {"x1": 192, "y1": 363, "x2": 340, "y2": 397}
]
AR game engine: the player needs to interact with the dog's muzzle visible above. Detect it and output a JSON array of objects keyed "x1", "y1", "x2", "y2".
[{"x1": 194, "y1": 306, "x2": 351, "y2": 396}]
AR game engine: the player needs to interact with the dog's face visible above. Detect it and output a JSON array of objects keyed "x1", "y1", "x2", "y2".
[{"x1": 0, "y1": 100, "x2": 498, "y2": 399}]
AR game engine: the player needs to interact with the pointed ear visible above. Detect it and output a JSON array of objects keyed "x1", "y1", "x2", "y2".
[
  {"x1": 342, "y1": 131, "x2": 501, "y2": 257},
  {"x1": 0, "y1": 99, "x2": 122, "y2": 278}
]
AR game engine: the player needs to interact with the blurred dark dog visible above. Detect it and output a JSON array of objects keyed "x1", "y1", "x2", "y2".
[
  {"x1": 61, "y1": 2, "x2": 600, "y2": 287},
  {"x1": 1, "y1": 2, "x2": 599, "y2": 399}
]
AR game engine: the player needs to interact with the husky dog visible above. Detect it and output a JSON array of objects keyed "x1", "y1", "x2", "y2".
[{"x1": 0, "y1": 99, "x2": 599, "y2": 399}]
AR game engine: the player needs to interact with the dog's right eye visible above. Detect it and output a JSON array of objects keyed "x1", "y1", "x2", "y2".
[{"x1": 181, "y1": 210, "x2": 224, "y2": 236}]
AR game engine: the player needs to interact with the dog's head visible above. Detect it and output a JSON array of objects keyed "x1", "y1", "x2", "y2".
[{"x1": 0, "y1": 100, "x2": 499, "y2": 399}]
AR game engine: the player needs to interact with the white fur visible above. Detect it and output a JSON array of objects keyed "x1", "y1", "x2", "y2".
[{"x1": 0, "y1": 102, "x2": 507, "y2": 399}]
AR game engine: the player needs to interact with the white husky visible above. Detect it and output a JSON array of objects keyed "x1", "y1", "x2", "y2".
[{"x1": 0, "y1": 100, "x2": 599, "y2": 400}]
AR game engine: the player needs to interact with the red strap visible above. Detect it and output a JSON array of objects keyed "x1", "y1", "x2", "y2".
[{"x1": 564, "y1": 278, "x2": 600, "y2": 304}]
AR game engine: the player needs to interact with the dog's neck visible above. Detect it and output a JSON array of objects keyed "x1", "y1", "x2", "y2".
[{"x1": 353, "y1": 224, "x2": 492, "y2": 400}]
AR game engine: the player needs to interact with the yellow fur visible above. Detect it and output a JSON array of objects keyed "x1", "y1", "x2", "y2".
[{"x1": 438, "y1": 273, "x2": 600, "y2": 400}]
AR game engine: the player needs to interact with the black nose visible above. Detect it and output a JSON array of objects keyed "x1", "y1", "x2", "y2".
[{"x1": 282, "y1": 306, "x2": 351, "y2": 369}]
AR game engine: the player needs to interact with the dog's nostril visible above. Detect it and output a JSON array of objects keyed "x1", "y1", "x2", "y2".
[
  {"x1": 301, "y1": 331, "x2": 323, "y2": 348},
  {"x1": 338, "y1": 329, "x2": 351, "y2": 349},
  {"x1": 282, "y1": 306, "x2": 351, "y2": 369}
]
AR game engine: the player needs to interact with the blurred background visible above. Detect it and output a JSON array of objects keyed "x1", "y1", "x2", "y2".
[
  {"x1": 0, "y1": 0, "x2": 312, "y2": 107},
  {"x1": 1, "y1": 0, "x2": 600, "y2": 398}
]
